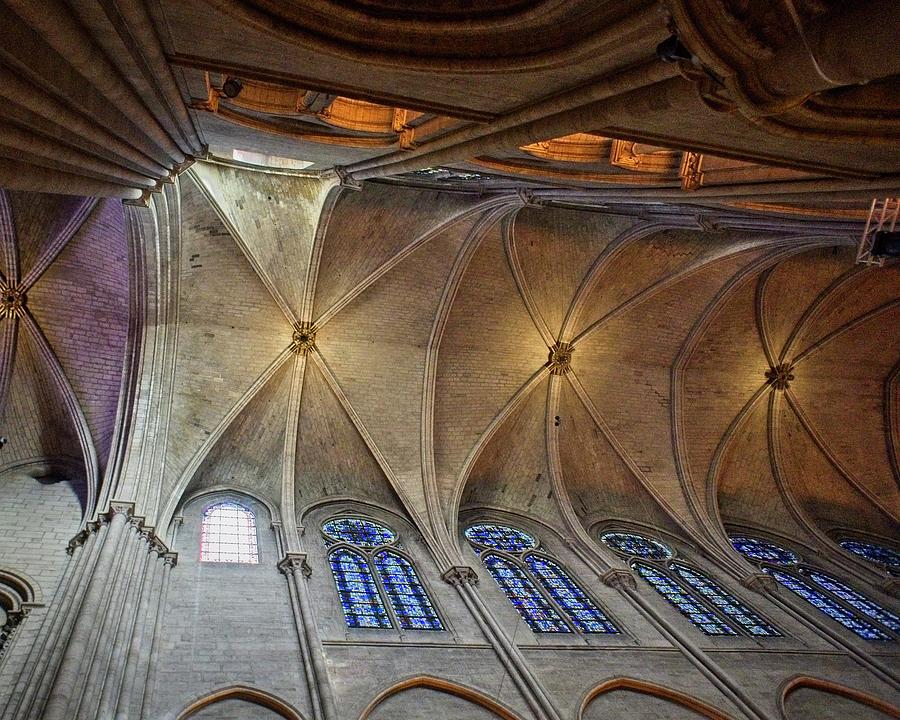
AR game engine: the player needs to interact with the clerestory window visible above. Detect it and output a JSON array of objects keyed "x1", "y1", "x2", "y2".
[{"x1": 200, "y1": 501, "x2": 259, "y2": 564}]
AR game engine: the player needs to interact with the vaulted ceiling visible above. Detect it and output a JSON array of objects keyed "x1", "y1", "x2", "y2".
[{"x1": 140, "y1": 162, "x2": 898, "y2": 569}]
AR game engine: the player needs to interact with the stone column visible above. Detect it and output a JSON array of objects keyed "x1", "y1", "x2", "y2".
[
  {"x1": 278, "y1": 552, "x2": 338, "y2": 720},
  {"x1": 441, "y1": 566, "x2": 564, "y2": 720}
]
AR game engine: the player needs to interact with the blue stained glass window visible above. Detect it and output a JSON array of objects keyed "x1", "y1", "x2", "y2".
[
  {"x1": 839, "y1": 540, "x2": 900, "y2": 574},
  {"x1": 323, "y1": 518, "x2": 396, "y2": 547},
  {"x1": 671, "y1": 563, "x2": 780, "y2": 637},
  {"x1": 600, "y1": 532, "x2": 673, "y2": 560},
  {"x1": 329, "y1": 548, "x2": 392, "y2": 628},
  {"x1": 634, "y1": 562, "x2": 737, "y2": 636},
  {"x1": 806, "y1": 570, "x2": 900, "y2": 634},
  {"x1": 730, "y1": 536, "x2": 798, "y2": 565},
  {"x1": 374, "y1": 551, "x2": 443, "y2": 631},
  {"x1": 525, "y1": 554, "x2": 618, "y2": 634},
  {"x1": 765, "y1": 569, "x2": 890, "y2": 641},
  {"x1": 465, "y1": 524, "x2": 536, "y2": 553},
  {"x1": 483, "y1": 554, "x2": 570, "y2": 632}
]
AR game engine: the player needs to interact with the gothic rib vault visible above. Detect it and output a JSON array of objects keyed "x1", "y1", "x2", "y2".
[{"x1": 122, "y1": 162, "x2": 898, "y2": 577}]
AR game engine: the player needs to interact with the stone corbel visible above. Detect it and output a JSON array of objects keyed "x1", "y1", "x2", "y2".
[
  {"x1": 601, "y1": 568, "x2": 637, "y2": 592},
  {"x1": 515, "y1": 188, "x2": 546, "y2": 209},
  {"x1": 278, "y1": 552, "x2": 313, "y2": 579},
  {"x1": 441, "y1": 566, "x2": 479, "y2": 587},
  {"x1": 741, "y1": 572, "x2": 778, "y2": 595},
  {"x1": 331, "y1": 166, "x2": 362, "y2": 191}
]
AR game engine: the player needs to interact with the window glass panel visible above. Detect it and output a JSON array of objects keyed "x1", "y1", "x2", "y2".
[
  {"x1": 374, "y1": 551, "x2": 443, "y2": 631},
  {"x1": 671, "y1": 563, "x2": 779, "y2": 637},
  {"x1": 600, "y1": 532, "x2": 673, "y2": 560},
  {"x1": 323, "y1": 518, "x2": 396, "y2": 547},
  {"x1": 634, "y1": 562, "x2": 737, "y2": 636},
  {"x1": 465, "y1": 524, "x2": 536, "y2": 553},
  {"x1": 806, "y1": 570, "x2": 900, "y2": 633},
  {"x1": 765, "y1": 569, "x2": 890, "y2": 640},
  {"x1": 839, "y1": 540, "x2": 900, "y2": 575},
  {"x1": 200, "y1": 501, "x2": 259, "y2": 564},
  {"x1": 730, "y1": 536, "x2": 798, "y2": 565},
  {"x1": 329, "y1": 549, "x2": 392, "y2": 628},
  {"x1": 483, "y1": 554, "x2": 570, "y2": 632},
  {"x1": 524, "y1": 554, "x2": 618, "y2": 633}
]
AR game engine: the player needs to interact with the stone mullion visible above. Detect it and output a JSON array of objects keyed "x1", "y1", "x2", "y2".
[
  {"x1": 441, "y1": 567, "x2": 564, "y2": 720},
  {"x1": 659, "y1": 559, "x2": 743, "y2": 637},
  {"x1": 516, "y1": 551, "x2": 580, "y2": 635}
]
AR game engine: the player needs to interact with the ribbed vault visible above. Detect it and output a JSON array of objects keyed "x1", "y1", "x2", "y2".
[{"x1": 163, "y1": 162, "x2": 898, "y2": 575}]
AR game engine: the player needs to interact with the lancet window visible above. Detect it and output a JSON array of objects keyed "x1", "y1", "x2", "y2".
[
  {"x1": 601, "y1": 531, "x2": 779, "y2": 637},
  {"x1": 200, "y1": 501, "x2": 260, "y2": 564},
  {"x1": 730, "y1": 535, "x2": 899, "y2": 641},
  {"x1": 839, "y1": 539, "x2": 900, "y2": 576},
  {"x1": 465, "y1": 523, "x2": 618, "y2": 634},
  {"x1": 323, "y1": 517, "x2": 443, "y2": 631}
]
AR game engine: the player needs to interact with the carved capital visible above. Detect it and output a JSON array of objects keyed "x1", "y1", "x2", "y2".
[
  {"x1": 441, "y1": 566, "x2": 479, "y2": 586},
  {"x1": 601, "y1": 568, "x2": 637, "y2": 592},
  {"x1": 332, "y1": 166, "x2": 362, "y2": 191},
  {"x1": 278, "y1": 552, "x2": 312, "y2": 578},
  {"x1": 741, "y1": 572, "x2": 778, "y2": 595},
  {"x1": 162, "y1": 552, "x2": 178, "y2": 568},
  {"x1": 107, "y1": 500, "x2": 136, "y2": 519}
]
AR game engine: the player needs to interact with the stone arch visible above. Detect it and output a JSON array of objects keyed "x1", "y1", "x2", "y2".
[
  {"x1": 359, "y1": 675, "x2": 525, "y2": 720},
  {"x1": 175, "y1": 684, "x2": 306, "y2": 719},
  {"x1": 579, "y1": 677, "x2": 738, "y2": 720},
  {"x1": 780, "y1": 676, "x2": 900, "y2": 720}
]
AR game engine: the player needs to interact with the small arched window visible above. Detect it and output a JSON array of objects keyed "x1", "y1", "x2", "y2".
[
  {"x1": 465, "y1": 523, "x2": 618, "y2": 634},
  {"x1": 839, "y1": 539, "x2": 900, "y2": 576},
  {"x1": 730, "y1": 535, "x2": 898, "y2": 641},
  {"x1": 324, "y1": 517, "x2": 443, "y2": 631},
  {"x1": 200, "y1": 501, "x2": 259, "y2": 564},
  {"x1": 602, "y1": 531, "x2": 779, "y2": 637}
]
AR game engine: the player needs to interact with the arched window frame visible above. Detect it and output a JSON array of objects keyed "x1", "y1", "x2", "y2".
[
  {"x1": 728, "y1": 533, "x2": 899, "y2": 642},
  {"x1": 0, "y1": 568, "x2": 40, "y2": 666},
  {"x1": 322, "y1": 515, "x2": 444, "y2": 632},
  {"x1": 836, "y1": 536, "x2": 900, "y2": 577},
  {"x1": 465, "y1": 521, "x2": 619, "y2": 635},
  {"x1": 600, "y1": 529, "x2": 781, "y2": 638},
  {"x1": 199, "y1": 499, "x2": 260, "y2": 564}
]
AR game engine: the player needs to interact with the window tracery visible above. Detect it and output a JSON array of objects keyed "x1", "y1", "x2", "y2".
[
  {"x1": 839, "y1": 539, "x2": 900, "y2": 576},
  {"x1": 200, "y1": 501, "x2": 259, "y2": 564},
  {"x1": 730, "y1": 534, "x2": 897, "y2": 641},
  {"x1": 602, "y1": 530, "x2": 779, "y2": 637},
  {"x1": 465, "y1": 523, "x2": 618, "y2": 634},
  {"x1": 324, "y1": 517, "x2": 443, "y2": 631}
]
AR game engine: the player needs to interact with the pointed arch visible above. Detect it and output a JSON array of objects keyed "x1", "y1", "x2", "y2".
[
  {"x1": 175, "y1": 684, "x2": 306, "y2": 719},
  {"x1": 359, "y1": 675, "x2": 526, "y2": 720},
  {"x1": 780, "y1": 676, "x2": 900, "y2": 719},
  {"x1": 579, "y1": 677, "x2": 739, "y2": 720}
]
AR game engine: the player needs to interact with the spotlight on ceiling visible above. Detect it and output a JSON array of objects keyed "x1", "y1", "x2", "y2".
[
  {"x1": 871, "y1": 231, "x2": 900, "y2": 259},
  {"x1": 221, "y1": 77, "x2": 243, "y2": 99},
  {"x1": 656, "y1": 35, "x2": 693, "y2": 63}
]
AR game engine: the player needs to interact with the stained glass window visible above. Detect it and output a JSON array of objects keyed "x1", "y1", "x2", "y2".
[
  {"x1": 525, "y1": 554, "x2": 617, "y2": 633},
  {"x1": 200, "y1": 501, "x2": 259, "y2": 563},
  {"x1": 839, "y1": 540, "x2": 900, "y2": 574},
  {"x1": 600, "y1": 532, "x2": 673, "y2": 560},
  {"x1": 329, "y1": 548, "x2": 391, "y2": 628},
  {"x1": 765, "y1": 569, "x2": 890, "y2": 641},
  {"x1": 464, "y1": 524, "x2": 536, "y2": 553},
  {"x1": 374, "y1": 551, "x2": 443, "y2": 631},
  {"x1": 634, "y1": 562, "x2": 737, "y2": 636},
  {"x1": 671, "y1": 563, "x2": 779, "y2": 637},
  {"x1": 324, "y1": 516, "x2": 443, "y2": 631},
  {"x1": 805, "y1": 570, "x2": 900, "y2": 633},
  {"x1": 730, "y1": 536, "x2": 798, "y2": 565},
  {"x1": 483, "y1": 554, "x2": 570, "y2": 632},
  {"x1": 323, "y1": 518, "x2": 396, "y2": 547}
]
